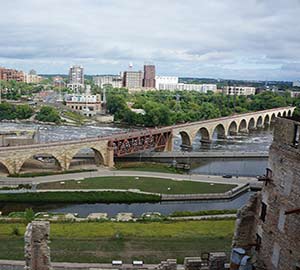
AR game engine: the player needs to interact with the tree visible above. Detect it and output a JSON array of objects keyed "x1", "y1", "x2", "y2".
[
  {"x1": 36, "y1": 106, "x2": 61, "y2": 123},
  {"x1": 16, "y1": 104, "x2": 34, "y2": 119}
]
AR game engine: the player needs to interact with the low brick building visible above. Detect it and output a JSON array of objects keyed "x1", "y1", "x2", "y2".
[
  {"x1": 233, "y1": 116, "x2": 300, "y2": 270},
  {"x1": 0, "y1": 67, "x2": 25, "y2": 82}
]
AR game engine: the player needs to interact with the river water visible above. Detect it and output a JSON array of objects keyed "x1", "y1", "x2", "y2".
[{"x1": 0, "y1": 191, "x2": 253, "y2": 217}]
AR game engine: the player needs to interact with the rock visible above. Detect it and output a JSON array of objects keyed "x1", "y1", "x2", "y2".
[
  {"x1": 87, "y1": 213, "x2": 108, "y2": 221},
  {"x1": 116, "y1": 212, "x2": 133, "y2": 222}
]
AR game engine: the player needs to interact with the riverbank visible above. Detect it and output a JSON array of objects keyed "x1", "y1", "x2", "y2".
[
  {"x1": 0, "y1": 220, "x2": 235, "y2": 264},
  {"x1": 0, "y1": 191, "x2": 160, "y2": 204}
]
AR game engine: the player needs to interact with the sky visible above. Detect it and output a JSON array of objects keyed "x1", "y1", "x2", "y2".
[{"x1": 1, "y1": 0, "x2": 300, "y2": 81}]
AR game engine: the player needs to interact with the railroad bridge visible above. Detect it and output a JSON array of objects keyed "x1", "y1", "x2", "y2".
[{"x1": 0, "y1": 106, "x2": 295, "y2": 174}]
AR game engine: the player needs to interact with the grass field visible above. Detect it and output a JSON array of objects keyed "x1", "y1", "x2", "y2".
[
  {"x1": 37, "y1": 176, "x2": 236, "y2": 194},
  {"x1": 0, "y1": 220, "x2": 235, "y2": 263},
  {"x1": 115, "y1": 162, "x2": 183, "y2": 174}
]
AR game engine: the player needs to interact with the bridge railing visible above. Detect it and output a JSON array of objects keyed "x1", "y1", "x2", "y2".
[{"x1": 173, "y1": 106, "x2": 295, "y2": 129}]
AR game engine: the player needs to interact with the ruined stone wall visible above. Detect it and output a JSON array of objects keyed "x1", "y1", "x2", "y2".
[
  {"x1": 24, "y1": 221, "x2": 52, "y2": 270},
  {"x1": 232, "y1": 117, "x2": 300, "y2": 270},
  {"x1": 232, "y1": 192, "x2": 261, "y2": 250},
  {"x1": 256, "y1": 127, "x2": 300, "y2": 270}
]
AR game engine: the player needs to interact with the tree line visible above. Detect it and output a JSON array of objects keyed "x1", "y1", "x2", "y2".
[{"x1": 106, "y1": 88, "x2": 296, "y2": 127}]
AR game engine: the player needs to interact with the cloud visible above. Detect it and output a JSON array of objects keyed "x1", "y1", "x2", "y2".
[{"x1": 0, "y1": 0, "x2": 300, "y2": 80}]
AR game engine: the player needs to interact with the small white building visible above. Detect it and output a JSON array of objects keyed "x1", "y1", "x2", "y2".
[
  {"x1": 223, "y1": 86, "x2": 256, "y2": 96},
  {"x1": 292, "y1": 80, "x2": 300, "y2": 87},
  {"x1": 93, "y1": 75, "x2": 122, "y2": 88},
  {"x1": 65, "y1": 93, "x2": 102, "y2": 117},
  {"x1": 155, "y1": 76, "x2": 178, "y2": 89},
  {"x1": 156, "y1": 82, "x2": 217, "y2": 93}
]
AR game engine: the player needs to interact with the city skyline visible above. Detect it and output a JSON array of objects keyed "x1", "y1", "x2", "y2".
[{"x1": 1, "y1": 0, "x2": 300, "y2": 81}]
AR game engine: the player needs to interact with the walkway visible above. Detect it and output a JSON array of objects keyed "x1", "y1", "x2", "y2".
[{"x1": 124, "y1": 151, "x2": 269, "y2": 159}]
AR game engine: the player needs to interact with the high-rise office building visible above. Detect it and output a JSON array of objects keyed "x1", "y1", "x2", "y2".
[
  {"x1": 69, "y1": 65, "x2": 84, "y2": 84},
  {"x1": 68, "y1": 65, "x2": 84, "y2": 92},
  {"x1": 123, "y1": 71, "x2": 143, "y2": 89},
  {"x1": 143, "y1": 65, "x2": 155, "y2": 88}
]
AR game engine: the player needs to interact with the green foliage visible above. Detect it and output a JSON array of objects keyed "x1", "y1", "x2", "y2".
[
  {"x1": 0, "y1": 102, "x2": 34, "y2": 120},
  {"x1": 36, "y1": 106, "x2": 61, "y2": 123},
  {"x1": 105, "y1": 89, "x2": 294, "y2": 127},
  {"x1": 170, "y1": 209, "x2": 238, "y2": 217},
  {"x1": 0, "y1": 220, "x2": 235, "y2": 263},
  {"x1": 24, "y1": 208, "x2": 35, "y2": 223},
  {"x1": 11, "y1": 226, "x2": 21, "y2": 236},
  {"x1": 0, "y1": 191, "x2": 161, "y2": 204}
]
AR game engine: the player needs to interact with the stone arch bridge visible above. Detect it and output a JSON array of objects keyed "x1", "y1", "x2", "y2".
[{"x1": 0, "y1": 106, "x2": 295, "y2": 174}]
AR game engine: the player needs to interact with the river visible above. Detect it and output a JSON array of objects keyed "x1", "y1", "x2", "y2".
[{"x1": 0, "y1": 191, "x2": 253, "y2": 217}]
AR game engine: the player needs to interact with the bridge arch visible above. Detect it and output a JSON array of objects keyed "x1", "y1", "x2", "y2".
[
  {"x1": 256, "y1": 116, "x2": 263, "y2": 127},
  {"x1": 238, "y1": 119, "x2": 248, "y2": 132},
  {"x1": 68, "y1": 147, "x2": 105, "y2": 170},
  {"x1": 178, "y1": 131, "x2": 192, "y2": 149},
  {"x1": 288, "y1": 110, "x2": 292, "y2": 117},
  {"x1": 0, "y1": 160, "x2": 10, "y2": 175},
  {"x1": 212, "y1": 124, "x2": 226, "y2": 139},
  {"x1": 271, "y1": 113, "x2": 276, "y2": 123},
  {"x1": 198, "y1": 127, "x2": 211, "y2": 143},
  {"x1": 228, "y1": 121, "x2": 238, "y2": 135},
  {"x1": 248, "y1": 118, "x2": 256, "y2": 130},
  {"x1": 277, "y1": 112, "x2": 282, "y2": 117},
  {"x1": 264, "y1": 114, "x2": 270, "y2": 125},
  {"x1": 283, "y1": 111, "x2": 287, "y2": 117},
  {"x1": 18, "y1": 153, "x2": 63, "y2": 174}
]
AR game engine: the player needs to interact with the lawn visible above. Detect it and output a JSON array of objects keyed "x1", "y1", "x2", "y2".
[
  {"x1": 0, "y1": 220, "x2": 235, "y2": 263},
  {"x1": 37, "y1": 176, "x2": 236, "y2": 194},
  {"x1": 115, "y1": 162, "x2": 183, "y2": 174}
]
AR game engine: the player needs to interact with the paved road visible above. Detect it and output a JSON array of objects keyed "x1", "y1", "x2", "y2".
[{"x1": 0, "y1": 168, "x2": 258, "y2": 187}]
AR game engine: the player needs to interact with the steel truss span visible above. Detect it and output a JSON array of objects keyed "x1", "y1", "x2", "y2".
[{"x1": 110, "y1": 129, "x2": 172, "y2": 157}]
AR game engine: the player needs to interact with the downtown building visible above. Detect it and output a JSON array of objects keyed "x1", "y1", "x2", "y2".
[
  {"x1": 155, "y1": 76, "x2": 179, "y2": 89},
  {"x1": 0, "y1": 67, "x2": 25, "y2": 82},
  {"x1": 93, "y1": 75, "x2": 122, "y2": 88},
  {"x1": 143, "y1": 65, "x2": 156, "y2": 88},
  {"x1": 67, "y1": 65, "x2": 84, "y2": 92},
  {"x1": 25, "y1": 69, "x2": 43, "y2": 84},
  {"x1": 123, "y1": 70, "x2": 143, "y2": 89}
]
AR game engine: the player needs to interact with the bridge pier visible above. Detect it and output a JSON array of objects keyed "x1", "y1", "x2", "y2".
[
  {"x1": 164, "y1": 134, "x2": 174, "y2": 152},
  {"x1": 180, "y1": 144, "x2": 193, "y2": 150},
  {"x1": 200, "y1": 139, "x2": 212, "y2": 144},
  {"x1": 104, "y1": 146, "x2": 115, "y2": 168},
  {"x1": 239, "y1": 128, "x2": 249, "y2": 134},
  {"x1": 217, "y1": 134, "x2": 227, "y2": 140}
]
